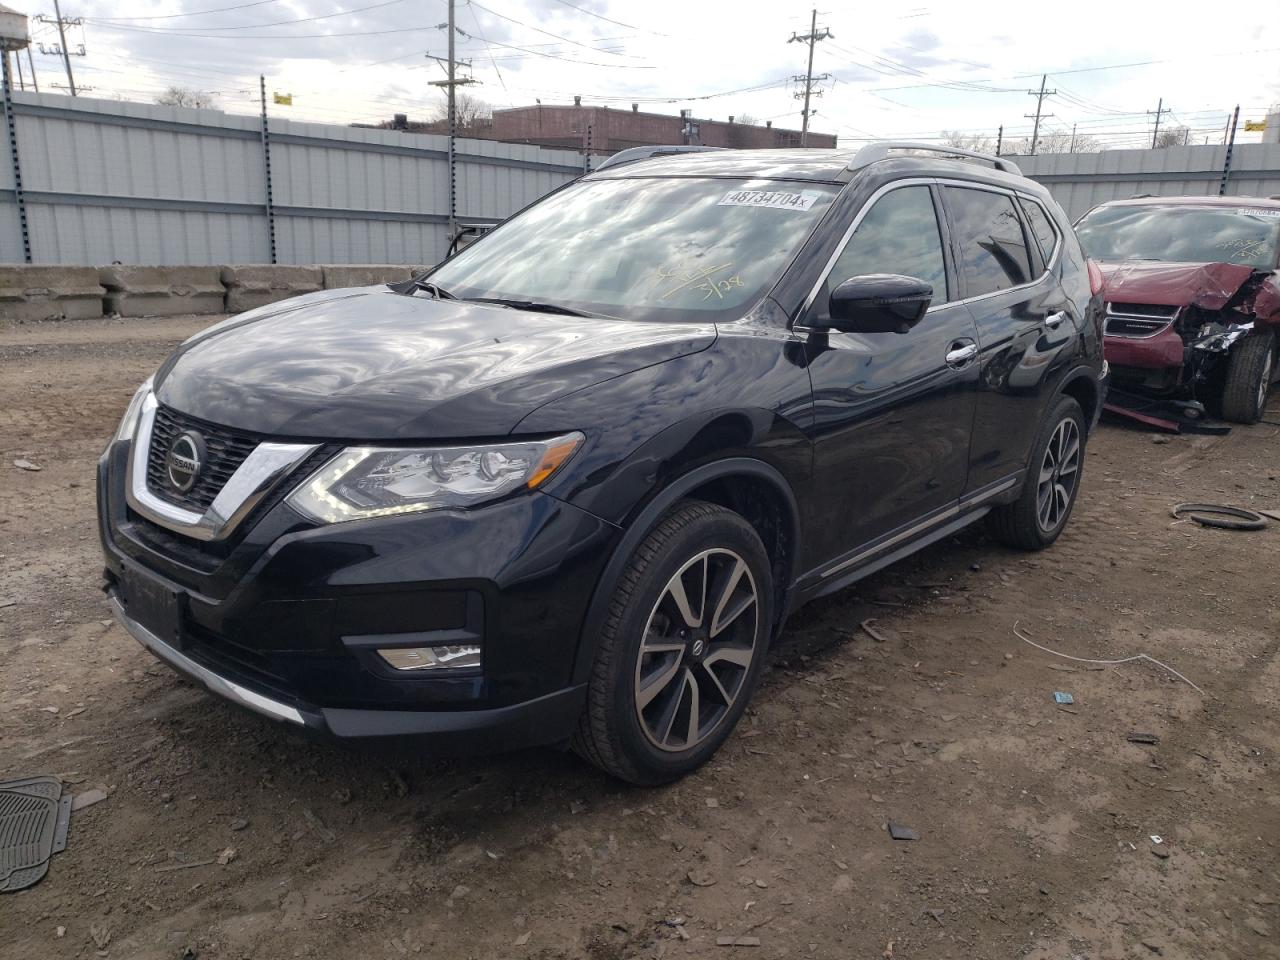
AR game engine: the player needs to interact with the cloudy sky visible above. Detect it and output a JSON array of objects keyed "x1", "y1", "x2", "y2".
[{"x1": 18, "y1": 0, "x2": 1280, "y2": 150}]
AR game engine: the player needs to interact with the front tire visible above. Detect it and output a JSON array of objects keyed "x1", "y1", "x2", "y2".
[
  {"x1": 573, "y1": 500, "x2": 772, "y2": 785},
  {"x1": 1221, "y1": 330, "x2": 1275, "y2": 424},
  {"x1": 988, "y1": 395, "x2": 1086, "y2": 550}
]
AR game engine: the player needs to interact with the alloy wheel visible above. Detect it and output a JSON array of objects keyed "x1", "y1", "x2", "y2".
[
  {"x1": 1036, "y1": 417, "x2": 1081, "y2": 533},
  {"x1": 634, "y1": 548, "x2": 760, "y2": 752}
]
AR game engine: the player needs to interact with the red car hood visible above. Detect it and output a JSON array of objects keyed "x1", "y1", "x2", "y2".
[{"x1": 1097, "y1": 260, "x2": 1256, "y2": 310}]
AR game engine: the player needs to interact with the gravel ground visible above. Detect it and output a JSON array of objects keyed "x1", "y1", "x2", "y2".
[{"x1": 1, "y1": 314, "x2": 1278, "y2": 960}]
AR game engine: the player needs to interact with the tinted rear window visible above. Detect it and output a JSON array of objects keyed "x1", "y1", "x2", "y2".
[
  {"x1": 945, "y1": 187, "x2": 1033, "y2": 298},
  {"x1": 1020, "y1": 199, "x2": 1059, "y2": 264}
]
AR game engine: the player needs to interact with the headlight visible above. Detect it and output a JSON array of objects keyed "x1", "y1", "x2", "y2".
[
  {"x1": 110, "y1": 377, "x2": 154, "y2": 447},
  {"x1": 286, "y1": 432, "x2": 584, "y2": 524}
]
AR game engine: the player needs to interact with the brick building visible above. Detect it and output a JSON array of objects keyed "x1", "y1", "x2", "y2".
[
  {"x1": 376, "y1": 102, "x2": 837, "y2": 153},
  {"x1": 488, "y1": 102, "x2": 836, "y2": 153}
]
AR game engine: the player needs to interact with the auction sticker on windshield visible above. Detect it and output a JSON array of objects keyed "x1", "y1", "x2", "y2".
[{"x1": 719, "y1": 189, "x2": 819, "y2": 211}]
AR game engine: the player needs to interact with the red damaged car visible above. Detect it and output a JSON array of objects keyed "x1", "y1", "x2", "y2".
[{"x1": 1074, "y1": 196, "x2": 1280, "y2": 424}]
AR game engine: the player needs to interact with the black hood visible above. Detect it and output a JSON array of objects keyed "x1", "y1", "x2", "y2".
[{"x1": 156, "y1": 287, "x2": 716, "y2": 440}]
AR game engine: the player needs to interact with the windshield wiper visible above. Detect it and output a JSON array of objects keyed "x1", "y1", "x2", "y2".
[
  {"x1": 466, "y1": 297, "x2": 598, "y2": 318},
  {"x1": 405, "y1": 279, "x2": 457, "y2": 299}
]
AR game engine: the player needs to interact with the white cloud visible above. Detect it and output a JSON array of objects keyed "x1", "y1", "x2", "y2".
[{"x1": 28, "y1": 0, "x2": 1280, "y2": 148}]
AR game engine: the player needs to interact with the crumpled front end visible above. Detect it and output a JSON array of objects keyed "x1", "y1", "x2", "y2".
[{"x1": 1101, "y1": 261, "x2": 1280, "y2": 397}]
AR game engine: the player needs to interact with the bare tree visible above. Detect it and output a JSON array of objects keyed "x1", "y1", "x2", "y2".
[
  {"x1": 735, "y1": 113, "x2": 760, "y2": 126},
  {"x1": 435, "y1": 92, "x2": 492, "y2": 131},
  {"x1": 1004, "y1": 129, "x2": 1102, "y2": 155},
  {"x1": 156, "y1": 86, "x2": 218, "y2": 109},
  {"x1": 939, "y1": 130, "x2": 997, "y2": 153},
  {"x1": 1154, "y1": 126, "x2": 1189, "y2": 148}
]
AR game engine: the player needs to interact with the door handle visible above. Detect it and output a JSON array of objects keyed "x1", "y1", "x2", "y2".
[
  {"x1": 1046, "y1": 310, "x2": 1068, "y2": 329},
  {"x1": 945, "y1": 342, "x2": 978, "y2": 367}
]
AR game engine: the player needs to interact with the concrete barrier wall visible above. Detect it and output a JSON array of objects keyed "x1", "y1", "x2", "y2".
[{"x1": 0, "y1": 263, "x2": 429, "y2": 321}]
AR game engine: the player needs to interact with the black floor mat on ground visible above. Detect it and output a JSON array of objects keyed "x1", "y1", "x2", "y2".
[{"x1": 0, "y1": 776, "x2": 71, "y2": 893}]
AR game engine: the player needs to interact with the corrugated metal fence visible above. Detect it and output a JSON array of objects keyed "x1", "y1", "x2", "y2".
[
  {"x1": 3, "y1": 90, "x2": 1280, "y2": 264},
  {"x1": 0, "y1": 91, "x2": 594, "y2": 266},
  {"x1": 1016, "y1": 143, "x2": 1280, "y2": 221}
]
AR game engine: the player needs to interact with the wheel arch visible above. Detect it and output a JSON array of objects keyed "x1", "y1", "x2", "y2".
[
  {"x1": 1057, "y1": 364, "x2": 1101, "y2": 431},
  {"x1": 570, "y1": 458, "x2": 801, "y2": 687}
]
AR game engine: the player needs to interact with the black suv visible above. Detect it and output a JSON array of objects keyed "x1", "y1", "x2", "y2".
[{"x1": 99, "y1": 143, "x2": 1105, "y2": 784}]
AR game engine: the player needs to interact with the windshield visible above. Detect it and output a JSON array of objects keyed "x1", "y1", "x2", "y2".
[
  {"x1": 1075, "y1": 203, "x2": 1280, "y2": 270},
  {"x1": 427, "y1": 177, "x2": 840, "y2": 320}
]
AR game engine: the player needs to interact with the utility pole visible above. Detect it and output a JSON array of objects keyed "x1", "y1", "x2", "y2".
[
  {"x1": 788, "y1": 9, "x2": 831, "y2": 147},
  {"x1": 1024, "y1": 74, "x2": 1055, "y2": 155},
  {"x1": 1069, "y1": 122, "x2": 1077, "y2": 153},
  {"x1": 1147, "y1": 97, "x2": 1171, "y2": 148},
  {"x1": 429, "y1": 0, "x2": 476, "y2": 242},
  {"x1": 37, "y1": 0, "x2": 80, "y2": 96},
  {"x1": 1219, "y1": 104, "x2": 1239, "y2": 196},
  {"x1": 995, "y1": 124, "x2": 1002, "y2": 156}
]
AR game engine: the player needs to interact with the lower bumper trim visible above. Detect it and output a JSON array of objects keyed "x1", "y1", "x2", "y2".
[
  {"x1": 110, "y1": 596, "x2": 306, "y2": 725},
  {"x1": 110, "y1": 594, "x2": 588, "y2": 751}
]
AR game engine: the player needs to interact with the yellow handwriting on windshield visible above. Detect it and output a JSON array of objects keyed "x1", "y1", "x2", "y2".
[{"x1": 652, "y1": 261, "x2": 745, "y2": 301}]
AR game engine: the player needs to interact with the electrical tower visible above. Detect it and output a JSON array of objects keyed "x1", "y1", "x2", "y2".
[
  {"x1": 788, "y1": 9, "x2": 831, "y2": 147},
  {"x1": 1147, "y1": 97, "x2": 1171, "y2": 148},
  {"x1": 1024, "y1": 74, "x2": 1055, "y2": 155},
  {"x1": 428, "y1": 0, "x2": 477, "y2": 239},
  {"x1": 35, "y1": 0, "x2": 82, "y2": 96}
]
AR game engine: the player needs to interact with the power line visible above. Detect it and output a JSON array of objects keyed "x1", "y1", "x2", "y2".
[
  {"x1": 85, "y1": 0, "x2": 412, "y2": 33},
  {"x1": 549, "y1": 0, "x2": 652, "y2": 33},
  {"x1": 467, "y1": 0, "x2": 637, "y2": 59},
  {"x1": 89, "y1": 0, "x2": 285, "y2": 22},
  {"x1": 452, "y1": 28, "x2": 654, "y2": 69}
]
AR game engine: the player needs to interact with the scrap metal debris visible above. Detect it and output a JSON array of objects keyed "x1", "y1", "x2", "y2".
[
  {"x1": 1171, "y1": 503, "x2": 1268, "y2": 531},
  {"x1": 860, "y1": 619, "x2": 890, "y2": 643},
  {"x1": 887, "y1": 822, "x2": 919, "y2": 841},
  {"x1": 1013, "y1": 622, "x2": 1207, "y2": 695},
  {"x1": 1053, "y1": 692, "x2": 1074, "y2": 705}
]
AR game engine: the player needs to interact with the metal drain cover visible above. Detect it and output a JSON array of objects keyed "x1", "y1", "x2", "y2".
[{"x1": 0, "y1": 776, "x2": 71, "y2": 893}]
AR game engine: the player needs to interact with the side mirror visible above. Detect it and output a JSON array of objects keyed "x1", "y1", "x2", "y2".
[{"x1": 826, "y1": 274, "x2": 933, "y2": 334}]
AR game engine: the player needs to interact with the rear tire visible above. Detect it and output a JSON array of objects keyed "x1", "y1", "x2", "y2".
[
  {"x1": 988, "y1": 395, "x2": 1086, "y2": 551},
  {"x1": 572, "y1": 500, "x2": 772, "y2": 785},
  {"x1": 1220, "y1": 330, "x2": 1275, "y2": 424}
]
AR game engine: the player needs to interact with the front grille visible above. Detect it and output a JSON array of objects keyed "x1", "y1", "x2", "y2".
[
  {"x1": 146, "y1": 406, "x2": 258, "y2": 511},
  {"x1": 1108, "y1": 302, "x2": 1179, "y2": 319},
  {"x1": 1105, "y1": 303, "x2": 1179, "y2": 339}
]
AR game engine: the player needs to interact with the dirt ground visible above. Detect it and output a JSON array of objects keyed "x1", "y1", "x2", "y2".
[{"x1": 1, "y1": 314, "x2": 1277, "y2": 960}]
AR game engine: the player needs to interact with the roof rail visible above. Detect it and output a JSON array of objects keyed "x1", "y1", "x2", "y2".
[
  {"x1": 595, "y1": 145, "x2": 725, "y2": 171},
  {"x1": 848, "y1": 141, "x2": 1022, "y2": 176}
]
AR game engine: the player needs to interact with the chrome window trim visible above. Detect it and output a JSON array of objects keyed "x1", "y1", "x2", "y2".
[
  {"x1": 799, "y1": 177, "x2": 1062, "y2": 323},
  {"x1": 124, "y1": 392, "x2": 319, "y2": 542}
]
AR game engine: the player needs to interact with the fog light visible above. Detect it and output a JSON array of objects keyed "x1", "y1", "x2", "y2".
[{"x1": 378, "y1": 645, "x2": 481, "y2": 671}]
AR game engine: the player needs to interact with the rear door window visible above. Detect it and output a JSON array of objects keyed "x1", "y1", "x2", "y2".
[
  {"x1": 827, "y1": 185, "x2": 949, "y2": 303},
  {"x1": 944, "y1": 187, "x2": 1034, "y2": 298},
  {"x1": 1019, "y1": 198, "x2": 1059, "y2": 265}
]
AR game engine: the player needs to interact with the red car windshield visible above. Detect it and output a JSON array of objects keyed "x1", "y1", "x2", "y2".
[{"x1": 1075, "y1": 203, "x2": 1280, "y2": 271}]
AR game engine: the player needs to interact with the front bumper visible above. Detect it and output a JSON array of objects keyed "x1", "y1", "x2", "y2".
[
  {"x1": 110, "y1": 595, "x2": 587, "y2": 748},
  {"x1": 99, "y1": 436, "x2": 619, "y2": 752}
]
